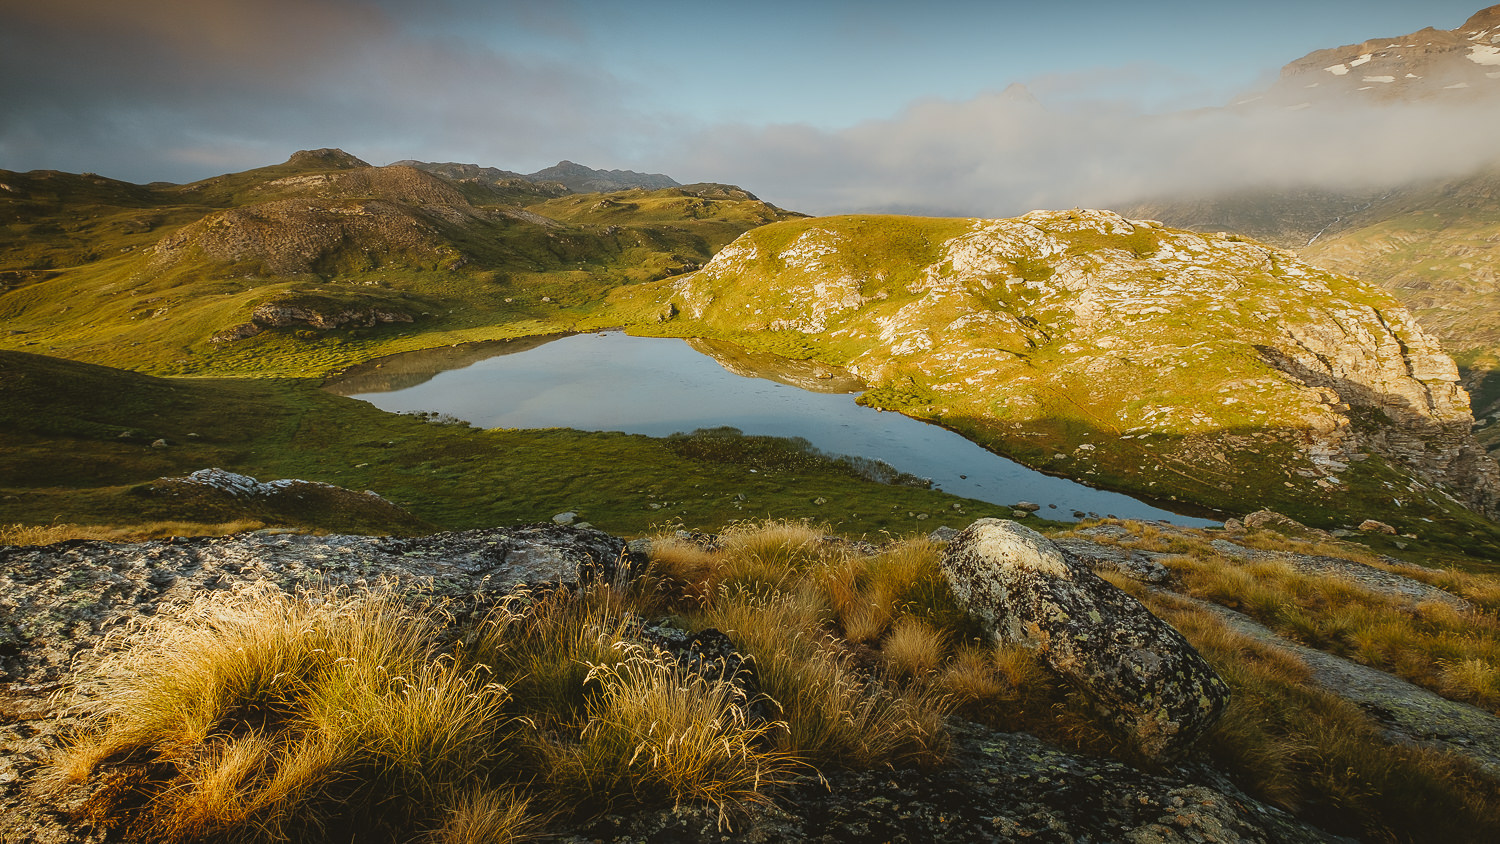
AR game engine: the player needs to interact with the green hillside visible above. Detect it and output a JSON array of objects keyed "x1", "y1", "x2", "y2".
[
  {"x1": 0, "y1": 150, "x2": 799, "y2": 377},
  {"x1": 0, "y1": 349, "x2": 1022, "y2": 537},
  {"x1": 623, "y1": 211, "x2": 1500, "y2": 550},
  {"x1": 1127, "y1": 165, "x2": 1500, "y2": 451}
]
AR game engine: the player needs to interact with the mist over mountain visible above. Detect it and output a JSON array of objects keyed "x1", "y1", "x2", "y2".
[{"x1": 677, "y1": 5, "x2": 1500, "y2": 217}]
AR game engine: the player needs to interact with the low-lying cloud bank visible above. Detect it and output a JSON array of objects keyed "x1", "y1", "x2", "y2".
[{"x1": 673, "y1": 89, "x2": 1500, "y2": 217}]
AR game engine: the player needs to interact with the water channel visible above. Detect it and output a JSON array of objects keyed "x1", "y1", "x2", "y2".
[{"x1": 328, "y1": 332, "x2": 1219, "y2": 526}]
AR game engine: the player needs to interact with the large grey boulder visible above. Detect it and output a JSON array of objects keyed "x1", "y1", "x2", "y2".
[
  {"x1": 0, "y1": 525, "x2": 626, "y2": 686},
  {"x1": 941, "y1": 519, "x2": 1230, "y2": 760}
]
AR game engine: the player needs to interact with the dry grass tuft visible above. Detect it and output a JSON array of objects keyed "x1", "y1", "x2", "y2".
[
  {"x1": 538, "y1": 643, "x2": 795, "y2": 827},
  {"x1": 421, "y1": 787, "x2": 541, "y2": 844},
  {"x1": 711, "y1": 519, "x2": 833, "y2": 593},
  {"x1": 642, "y1": 534, "x2": 720, "y2": 603},
  {"x1": 882, "y1": 617, "x2": 948, "y2": 681},
  {"x1": 50, "y1": 582, "x2": 526, "y2": 842}
]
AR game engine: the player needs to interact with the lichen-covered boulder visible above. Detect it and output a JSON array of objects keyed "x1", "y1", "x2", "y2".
[{"x1": 941, "y1": 518, "x2": 1230, "y2": 760}]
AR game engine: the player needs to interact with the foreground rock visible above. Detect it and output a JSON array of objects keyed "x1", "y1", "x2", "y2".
[
  {"x1": 0, "y1": 526, "x2": 626, "y2": 686},
  {"x1": 558, "y1": 722, "x2": 1342, "y2": 844},
  {"x1": 941, "y1": 519, "x2": 1230, "y2": 760}
]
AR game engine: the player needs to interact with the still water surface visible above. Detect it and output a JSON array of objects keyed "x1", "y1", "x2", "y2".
[{"x1": 332, "y1": 332, "x2": 1218, "y2": 526}]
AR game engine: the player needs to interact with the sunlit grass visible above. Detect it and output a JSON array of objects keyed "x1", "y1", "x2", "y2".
[
  {"x1": 44, "y1": 519, "x2": 1500, "y2": 843},
  {"x1": 0, "y1": 519, "x2": 266, "y2": 545}
]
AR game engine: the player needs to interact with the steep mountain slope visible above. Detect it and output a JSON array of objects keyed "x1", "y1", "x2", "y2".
[
  {"x1": 634, "y1": 211, "x2": 1500, "y2": 534},
  {"x1": 1129, "y1": 164, "x2": 1500, "y2": 446},
  {"x1": 1263, "y1": 4, "x2": 1500, "y2": 106},
  {"x1": 1127, "y1": 6, "x2": 1500, "y2": 452},
  {"x1": 0, "y1": 150, "x2": 798, "y2": 375}
]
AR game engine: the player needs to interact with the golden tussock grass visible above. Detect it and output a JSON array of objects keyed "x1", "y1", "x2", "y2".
[
  {"x1": 0, "y1": 519, "x2": 267, "y2": 546},
  {"x1": 1133, "y1": 586, "x2": 1500, "y2": 841},
  {"x1": 1161, "y1": 550, "x2": 1500, "y2": 714},
  {"x1": 49, "y1": 582, "x2": 529, "y2": 843},
  {"x1": 536, "y1": 644, "x2": 795, "y2": 828},
  {"x1": 711, "y1": 519, "x2": 835, "y2": 594},
  {"x1": 421, "y1": 787, "x2": 540, "y2": 844},
  {"x1": 882, "y1": 617, "x2": 948, "y2": 681}
]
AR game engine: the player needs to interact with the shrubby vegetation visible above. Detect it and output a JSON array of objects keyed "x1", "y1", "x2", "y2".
[{"x1": 47, "y1": 521, "x2": 1500, "y2": 843}]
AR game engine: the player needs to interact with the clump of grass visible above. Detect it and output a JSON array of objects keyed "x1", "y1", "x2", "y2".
[
  {"x1": 49, "y1": 583, "x2": 527, "y2": 843},
  {"x1": 697, "y1": 587, "x2": 950, "y2": 767},
  {"x1": 882, "y1": 617, "x2": 948, "y2": 681},
  {"x1": 464, "y1": 582, "x2": 644, "y2": 729},
  {"x1": 711, "y1": 519, "x2": 831, "y2": 593},
  {"x1": 422, "y1": 787, "x2": 539, "y2": 844},
  {"x1": 1161, "y1": 548, "x2": 1500, "y2": 713},
  {"x1": 814, "y1": 537, "x2": 971, "y2": 643},
  {"x1": 537, "y1": 643, "x2": 795, "y2": 827},
  {"x1": 641, "y1": 533, "x2": 720, "y2": 602}
]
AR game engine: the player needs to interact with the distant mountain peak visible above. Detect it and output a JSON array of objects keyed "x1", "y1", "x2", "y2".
[
  {"x1": 285, "y1": 148, "x2": 370, "y2": 170},
  {"x1": 525, "y1": 161, "x2": 679, "y2": 193},
  {"x1": 1463, "y1": 3, "x2": 1500, "y2": 31},
  {"x1": 1267, "y1": 3, "x2": 1500, "y2": 105},
  {"x1": 395, "y1": 159, "x2": 680, "y2": 195}
]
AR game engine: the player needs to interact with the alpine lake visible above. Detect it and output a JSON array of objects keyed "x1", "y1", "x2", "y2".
[{"x1": 327, "y1": 332, "x2": 1219, "y2": 527}]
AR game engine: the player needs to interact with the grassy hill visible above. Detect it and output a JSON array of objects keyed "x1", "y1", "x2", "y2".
[
  {"x1": 620, "y1": 211, "x2": 1500, "y2": 553},
  {"x1": 1126, "y1": 164, "x2": 1500, "y2": 452},
  {"x1": 0, "y1": 150, "x2": 799, "y2": 377},
  {"x1": 4, "y1": 152, "x2": 1498, "y2": 559}
]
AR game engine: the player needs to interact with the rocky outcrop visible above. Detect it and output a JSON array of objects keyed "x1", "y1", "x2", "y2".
[
  {"x1": 210, "y1": 296, "x2": 416, "y2": 342},
  {"x1": 152, "y1": 164, "x2": 482, "y2": 276},
  {"x1": 666, "y1": 210, "x2": 1500, "y2": 521},
  {"x1": 1268, "y1": 5, "x2": 1500, "y2": 105},
  {"x1": 0, "y1": 526, "x2": 626, "y2": 688},
  {"x1": 134, "y1": 468, "x2": 430, "y2": 534},
  {"x1": 940, "y1": 519, "x2": 1230, "y2": 760}
]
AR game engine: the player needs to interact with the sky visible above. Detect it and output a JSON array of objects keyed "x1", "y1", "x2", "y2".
[{"x1": 1, "y1": 0, "x2": 1496, "y2": 216}]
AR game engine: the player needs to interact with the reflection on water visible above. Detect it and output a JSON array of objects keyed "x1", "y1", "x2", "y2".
[
  {"x1": 329, "y1": 332, "x2": 1218, "y2": 526},
  {"x1": 685, "y1": 337, "x2": 866, "y2": 394},
  {"x1": 324, "y1": 334, "x2": 568, "y2": 395}
]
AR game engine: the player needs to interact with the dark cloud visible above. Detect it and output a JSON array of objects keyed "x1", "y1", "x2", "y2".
[{"x1": 0, "y1": 0, "x2": 638, "y2": 181}]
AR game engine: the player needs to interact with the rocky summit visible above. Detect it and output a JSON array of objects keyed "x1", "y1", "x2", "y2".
[
  {"x1": 1266, "y1": 4, "x2": 1500, "y2": 105},
  {"x1": 657, "y1": 210, "x2": 1500, "y2": 526}
]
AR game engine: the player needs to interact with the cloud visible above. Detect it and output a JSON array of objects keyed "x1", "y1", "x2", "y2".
[
  {"x1": 4, "y1": 0, "x2": 1496, "y2": 217},
  {"x1": 0, "y1": 0, "x2": 641, "y2": 181},
  {"x1": 670, "y1": 86, "x2": 1500, "y2": 216}
]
